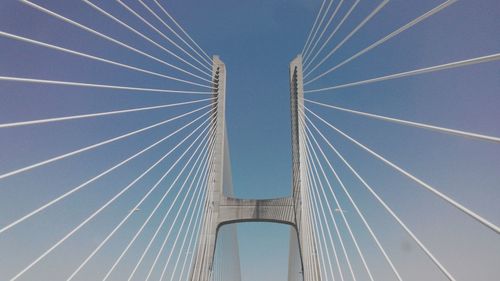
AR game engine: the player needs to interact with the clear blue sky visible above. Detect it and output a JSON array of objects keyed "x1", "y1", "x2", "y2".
[{"x1": 0, "y1": 0, "x2": 499, "y2": 281}]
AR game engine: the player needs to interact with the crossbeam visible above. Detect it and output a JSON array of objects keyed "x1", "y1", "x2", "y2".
[{"x1": 218, "y1": 197, "x2": 295, "y2": 226}]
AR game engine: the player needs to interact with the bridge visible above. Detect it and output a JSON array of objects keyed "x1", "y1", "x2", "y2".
[{"x1": 0, "y1": 1, "x2": 499, "y2": 281}]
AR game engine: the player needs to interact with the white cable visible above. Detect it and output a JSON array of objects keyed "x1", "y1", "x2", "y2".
[
  {"x1": 304, "y1": 129, "x2": 353, "y2": 281},
  {"x1": 307, "y1": 106, "x2": 500, "y2": 234},
  {"x1": 305, "y1": 0, "x2": 457, "y2": 85},
  {"x1": 303, "y1": 151, "x2": 338, "y2": 281},
  {"x1": 114, "y1": 0, "x2": 212, "y2": 73},
  {"x1": 304, "y1": 120, "x2": 403, "y2": 281},
  {"x1": 0, "y1": 31, "x2": 212, "y2": 89},
  {"x1": 7, "y1": 113, "x2": 215, "y2": 281},
  {"x1": 157, "y1": 137, "x2": 215, "y2": 281},
  {"x1": 298, "y1": 116, "x2": 315, "y2": 281},
  {"x1": 0, "y1": 103, "x2": 214, "y2": 181},
  {"x1": 0, "y1": 106, "x2": 214, "y2": 235},
  {"x1": 100, "y1": 123, "x2": 215, "y2": 281},
  {"x1": 305, "y1": 112, "x2": 459, "y2": 281},
  {"x1": 123, "y1": 130, "x2": 217, "y2": 281},
  {"x1": 302, "y1": 0, "x2": 327, "y2": 56},
  {"x1": 303, "y1": 0, "x2": 335, "y2": 60},
  {"x1": 189, "y1": 197, "x2": 210, "y2": 281},
  {"x1": 168, "y1": 137, "x2": 216, "y2": 281},
  {"x1": 192, "y1": 207, "x2": 213, "y2": 281},
  {"x1": 306, "y1": 98, "x2": 500, "y2": 143},
  {"x1": 142, "y1": 129, "x2": 216, "y2": 281},
  {"x1": 194, "y1": 138, "x2": 219, "y2": 281},
  {"x1": 305, "y1": 140, "x2": 321, "y2": 281},
  {"x1": 306, "y1": 52, "x2": 500, "y2": 92},
  {"x1": 65, "y1": 118, "x2": 216, "y2": 281},
  {"x1": 0, "y1": 76, "x2": 212, "y2": 95},
  {"x1": 177, "y1": 195, "x2": 209, "y2": 281},
  {"x1": 301, "y1": 172, "x2": 314, "y2": 281},
  {"x1": 82, "y1": 0, "x2": 212, "y2": 78},
  {"x1": 157, "y1": 129, "x2": 215, "y2": 281},
  {"x1": 20, "y1": 0, "x2": 212, "y2": 83},
  {"x1": 303, "y1": 170, "x2": 314, "y2": 281},
  {"x1": 299, "y1": 112, "x2": 339, "y2": 281},
  {"x1": 304, "y1": 0, "x2": 360, "y2": 71},
  {"x1": 304, "y1": 121, "x2": 375, "y2": 281},
  {"x1": 307, "y1": 166, "x2": 338, "y2": 281},
  {"x1": 0, "y1": 98, "x2": 213, "y2": 129},
  {"x1": 182, "y1": 148, "x2": 215, "y2": 281},
  {"x1": 304, "y1": 0, "x2": 390, "y2": 79},
  {"x1": 152, "y1": 0, "x2": 213, "y2": 64},
  {"x1": 303, "y1": 0, "x2": 345, "y2": 65},
  {"x1": 138, "y1": 0, "x2": 212, "y2": 67},
  {"x1": 303, "y1": 170, "x2": 329, "y2": 281}
]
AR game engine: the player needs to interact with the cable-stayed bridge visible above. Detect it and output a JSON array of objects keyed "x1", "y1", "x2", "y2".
[{"x1": 0, "y1": 1, "x2": 499, "y2": 281}]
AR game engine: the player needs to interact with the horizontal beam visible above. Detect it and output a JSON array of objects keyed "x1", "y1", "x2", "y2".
[{"x1": 218, "y1": 197, "x2": 296, "y2": 226}]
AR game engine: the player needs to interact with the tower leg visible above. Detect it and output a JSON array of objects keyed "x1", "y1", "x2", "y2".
[
  {"x1": 289, "y1": 55, "x2": 322, "y2": 281},
  {"x1": 189, "y1": 56, "x2": 226, "y2": 281}
]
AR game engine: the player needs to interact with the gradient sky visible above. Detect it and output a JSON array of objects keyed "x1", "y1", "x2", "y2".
[{"x1": 0, "y1": 0, "x2": 499, "y2": 281}]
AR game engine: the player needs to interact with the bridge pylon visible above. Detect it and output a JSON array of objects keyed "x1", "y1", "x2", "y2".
[
  {"x1": 288, "y1": 55, "x2": 322, "y2": 281},
  {"x1": 189, "y1": 55, "x2": 322, "y2": 281}
]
